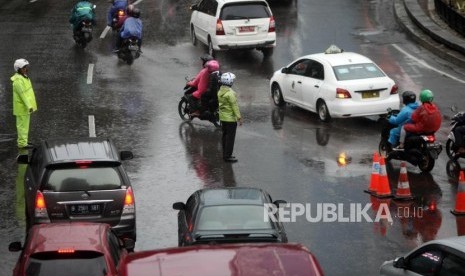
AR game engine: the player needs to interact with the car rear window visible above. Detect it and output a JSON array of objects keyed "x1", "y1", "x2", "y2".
[
  {"x1": 220, "y1": 3, "x2": 270, "y2": 20},
  {"x1": 26, "y1": 251, "x2": 107, "y2": 276},
  {"x1": 333, "y1": 63, "x2": 386, "y2": 81},
  {"x1": 45, "y1": 168, "x2": 122, "y2": 192},
  {"x1": 197, "y1": 205, "x2": 273, "y2": 230}
]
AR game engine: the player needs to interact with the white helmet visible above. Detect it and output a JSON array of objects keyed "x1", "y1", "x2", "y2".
[
  {"x1": 14, "y1": 58, "x2": 29, "y2": 71},
  {"x1": 220, "y1": 72, "x2": 236, "y2": 86}
]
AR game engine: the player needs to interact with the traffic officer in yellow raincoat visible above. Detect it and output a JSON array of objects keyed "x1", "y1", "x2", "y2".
[{"x1": 11, "y1": 58, "x2": 37, "y2": 149}]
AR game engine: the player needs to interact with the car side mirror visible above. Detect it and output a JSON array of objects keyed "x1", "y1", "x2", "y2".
[
  {"x1": 393, "y1": 257, "x2": 407, "y2": 269},
  {"x1": 273, "y1": 200, "x2": 287, "y2": 207},
  {"x1": 172, "y1": 202, "x2": 185, "y2": 210},
  {"x1": 120, "y1": 151, "x2": 134, "y2": 161},
  {"x1": 124, "y1": 239, "x2": 135, "y2": 251},
  {"x1": 8, "y1": 242, "x2": 22, "y2": 252},
  {"x1": 190, "y1": 4, "x2": 198, "y2": 11},
  {"x1": 17, "y1": 154, "x2": 29, "y2": 164},
  {"x1": 281, "y1": 67, "x2": 288, "y2": 74}
]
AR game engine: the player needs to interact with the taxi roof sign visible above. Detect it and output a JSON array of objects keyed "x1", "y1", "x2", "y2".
[{"x1": 325, "y1": 45, "x2": 343, "y2": 54}]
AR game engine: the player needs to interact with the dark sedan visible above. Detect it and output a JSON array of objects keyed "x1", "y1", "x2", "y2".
[{"x1": 172, "y1": 187, "x2": 287, "y2": 246}]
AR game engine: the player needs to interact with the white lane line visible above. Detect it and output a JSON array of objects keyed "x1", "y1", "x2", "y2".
[
  {"x1": 100, "y1": 26, "x2": 111, "y2": 39},
  {"x1": 391, "y1": 44, "x2": 465, "y2": 84},
  {"x1": 132, "y1": 0, "x2": 144, "y2": 5},
  {"x1": 88, "y1": 115, "x2": 96, "y2": 138},
  {"x1": 87, "y1": 64, "x2": 94, "y2": 84}
]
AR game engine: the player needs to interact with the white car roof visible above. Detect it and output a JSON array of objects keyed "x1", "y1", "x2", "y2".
[
  {"x1": 217, "y1": 0, "x2": 269, "y2": 5},
  {"x1": 422, "y1": 236, "x2": 465, "y2": 253},
  {"x1": 301, "y1": 52, "x2": 375, "y2": 67}
]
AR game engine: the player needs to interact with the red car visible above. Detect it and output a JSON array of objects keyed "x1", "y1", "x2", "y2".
[
  {"x1": 118, "y1": 243, "x2": 324, "y2": 276},
  {"x1": 9, "y1": 222, "x2": 134, "y2": 276}
]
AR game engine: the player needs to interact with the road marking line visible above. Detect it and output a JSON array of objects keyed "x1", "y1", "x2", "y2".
[
  {"x1": 87, "y1": 64, "x2": 94, "y2": 84},
  {"x1": 88, "y1": 115, "x2": 96, "y2": 137},
  {"x1": 391, "y1": 44, "x2": 465, "y2": 84},
  {"x1": 132, "y1": 0, "x2": 144, "y2": 5},
  {"x1": 100, "y1": 26, "x2": 111, "y2": 39}
]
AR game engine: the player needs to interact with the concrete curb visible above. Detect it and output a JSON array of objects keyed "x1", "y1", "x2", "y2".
[{"x1": 394, "y1": 0, "x2": 465, "y2": 67}]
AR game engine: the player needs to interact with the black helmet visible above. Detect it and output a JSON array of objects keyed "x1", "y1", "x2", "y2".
[
  {"x1": 200, "y1": 54, "x2": 214, "y2": 66},
  {"x1": 402, "y1": 91, "x2": 416, "y2": 105},
  {"x1": 131, "y1": 8, "x2": 141, "y2": 18}
]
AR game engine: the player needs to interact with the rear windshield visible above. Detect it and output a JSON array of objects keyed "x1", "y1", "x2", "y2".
[
  {"x1": 45, "y1": 167, "x2": 122, "y2": 192},
  {"x1": 220, "y1": 3, "x2": 270, "y2": 20},
  {"x1": 26, "y1": 251, "x2": 107, "y2": 276},
  {"x1": 333, "y1": 63, "x2": 386, "y2": 81},
  {"x1": 197, "y1": 205, "x2": 273, "y2": 230}
]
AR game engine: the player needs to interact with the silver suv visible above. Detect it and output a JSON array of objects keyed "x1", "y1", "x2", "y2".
[{"x1": 190, "y1": 0, "x2": 276, "y2": 57}]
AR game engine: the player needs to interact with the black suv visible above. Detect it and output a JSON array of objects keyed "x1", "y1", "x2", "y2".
[{"x1": 18, "y1": 138, "x2": 136, "y2": 241}]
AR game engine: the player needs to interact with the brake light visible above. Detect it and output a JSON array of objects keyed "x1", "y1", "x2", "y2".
[
  {"x1": 35, "y1": 191, "x2": 49, "y2": 220},
  {"x1": 216, "y1": 19, "x2": 225, "y2": 35},
  {"x1": 424, "y1": 135, "x2": 436, "y2": 142},
  {"x1": 268, "y1": 16, "x2": 275, "y2": 32},
  {"x1": 76, "y1": 160, "x2": 92, "y2": 169},
  {"x1": 122, "y1": 187, "x2": 135, "y2": 215},
  {"x1": 118, "y1": 10, "x2": 125, "y2": 17},
  {"x1": 390, "y1": 84, "x2": 398, "y2": 95},
  {"x1": 58, "y1": 248, "x2": 75, "y2": 254},
  {"x1": 336, "y1": 88, "x2": 351, "y2": 99}
]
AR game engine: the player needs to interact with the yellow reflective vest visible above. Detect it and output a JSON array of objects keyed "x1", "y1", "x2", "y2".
[{"x1": 11, "y1": 73, "x2": 37, "y2": 116}]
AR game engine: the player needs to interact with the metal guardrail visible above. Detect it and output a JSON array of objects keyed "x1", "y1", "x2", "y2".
[{"x1": 435, "y1": 0, "x2": 465, "y2": 37}]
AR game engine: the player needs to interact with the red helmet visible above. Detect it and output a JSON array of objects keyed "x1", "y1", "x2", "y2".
[{"x1": 206, "y1": 60, "x2": 219, "y2": 72}]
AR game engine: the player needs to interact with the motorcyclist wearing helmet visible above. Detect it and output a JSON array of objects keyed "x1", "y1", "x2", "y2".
[
  {"x1": 218, "y1": 72, "x2": 242, "y2": 163},
  {"x1": 69, "y1": 1, "x2": 96, "y2": 33},
  {"x1": 107, "y1": 0, "x2": 128, "y2": 27},
  {"x1": 396, "y1": 89, "x2": 442, "y2": 150},
  {"x1": 186, "y1": 59, "x2": 220, "y2": 116},
  {"x1": 11, "y1": 59, "x2": 37, "y2": 149},
  {"x1": 200, "y1": 63, "x2": 222, "y2": 114},
  {"x1": 114, "y1": 7, "x2": 142, "y2": 51},
  {"x1": 387, "y1": 91, "x2": 419, "y2": 147}
]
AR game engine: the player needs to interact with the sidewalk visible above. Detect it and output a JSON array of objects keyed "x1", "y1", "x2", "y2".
[{"x1": 394, "y1": 0, "x2": 465, "y2": 67}]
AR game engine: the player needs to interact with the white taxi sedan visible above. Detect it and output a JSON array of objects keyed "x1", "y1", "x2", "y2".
[{"x1": 269, "y1": 45, "x2": 400, "y2": 122}]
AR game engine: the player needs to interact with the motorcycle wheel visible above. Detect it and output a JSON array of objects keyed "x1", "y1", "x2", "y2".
[
  {"x1": 178, "y1": 98, "x2": 193, "y2": 121},
  {"x1": 378, "y1": 139, "x2": 391, "y2": 160},
  {"x1": 446, "y1": 138, "x2": 456, "y2": 160},
  {"x1": 126, "y1": 54, "x2": 134, "y2": 65},
  {"x1": 418, "y1": 153, "x2": 435, "y2": 172}
]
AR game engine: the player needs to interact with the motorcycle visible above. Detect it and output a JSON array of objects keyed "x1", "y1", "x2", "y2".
[
  {"x1": 117, "y1": 37, "x2": 141, "y2": 65},
  {"x1": 178, "y1": 78, "x2": 221, "y2": 127},
  {"x1": 73, "y1": 19, "x2": 94, "y2": 48},
  {"x1": 378, "y1": 109, "x2": 442, "y2": 172},
  {"x1": 446, "y1": 111, "x2": 465, "y2": 160}
]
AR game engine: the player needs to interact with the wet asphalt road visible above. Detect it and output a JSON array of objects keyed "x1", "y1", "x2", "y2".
[{"x1": 1, "y1": 0, "x2": 465, "y2": 275}]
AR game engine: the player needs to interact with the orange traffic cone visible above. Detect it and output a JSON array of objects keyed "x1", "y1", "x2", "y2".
[
  {"x1": 364, "y1": 152, "x2": 380, "y2": 195},
  {"x1": 373, "y1": 157, "x2": 392, "y2": 198},
  {"x1": 451, "y1": 171, "x2": 465, "y2": 215},
  {"x1": 394, "y1": 162, "x2": 414, "y2": 200}
]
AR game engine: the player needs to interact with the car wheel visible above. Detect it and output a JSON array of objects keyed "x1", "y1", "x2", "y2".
[
  {"x1": 191, "y1": 27, "x2": 197, "y2": 46},
  {"x1": 317, "y1": 101, "x2": 331, "y2": 122},
  {"x1": 446, "y1": 139, "x2": 456, "y2": 160},
  {"x1": 262, "y1": 47, "x2": 274, "y2": 58},
  {"x1": 272, "y1": 84, "x2": 285, "y2": 106},
  {"x1": 208, "y1": 39, "x2": 215, "y2": 58}
]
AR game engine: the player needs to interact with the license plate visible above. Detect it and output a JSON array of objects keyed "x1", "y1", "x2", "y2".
[
  {"x1": 362, "y1": 91, "x2": 379, "y2": 99},
  {"x1": 238, "y1": 26, "x2": 255, "y2": 33},
  {"x1": 70, "y1": 204, "x2": 101, "y2": 215}
]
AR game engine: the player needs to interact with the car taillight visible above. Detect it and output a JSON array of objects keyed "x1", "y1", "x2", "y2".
[
  {"x1": 76, "y1": 160, "x2": 92, "y2": 169},
  {"x1": 336, "y1": 88, "x2": 351, "y2": 99},
  {"x1": 35, "y1": 191, "x2": 49, "y2": 220},
  {"x1": 58, "y1": 248, "x2": 75, "y2": 254},
  {"x1": 390, "y1": 84, "x2": 398, "y2": 95},
  {"x1": 122, "y1": 187, "x2": 135, "y2": 215},
  {"x1": 216, "y1": 19, "x2": 225, "y2": 35},
  {"x1": 268, "y1": 16, "x2": 275, "y2": 32}
]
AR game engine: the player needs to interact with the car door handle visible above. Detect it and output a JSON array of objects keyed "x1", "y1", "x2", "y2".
[
  {"x1": 314, "y1": 85, "x2": 319, "y2": 88},
  {"x1": 297, "y1": 81, "x2": 302, "y2": 84}
]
